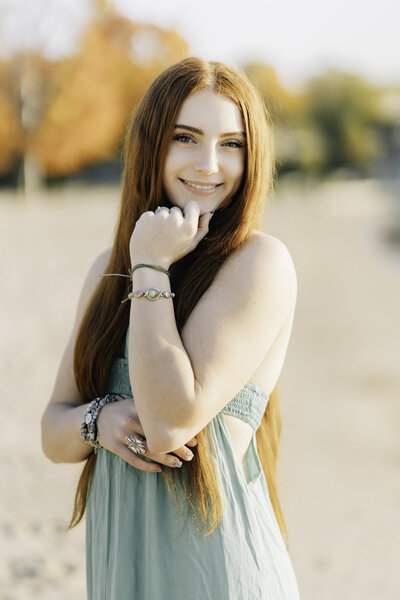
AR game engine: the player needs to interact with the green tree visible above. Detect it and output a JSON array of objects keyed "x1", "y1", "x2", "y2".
[{"x1": 304, "y1": 70, "x2": 388, "y2": 170}]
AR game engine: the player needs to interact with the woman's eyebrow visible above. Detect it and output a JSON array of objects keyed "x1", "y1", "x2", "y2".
[
  {"x1": 175, "y1": 124, "x2": 202, "y2": 134},
  {"x1": 174, "y1": 124, "x2": 246, "y2": 137}
]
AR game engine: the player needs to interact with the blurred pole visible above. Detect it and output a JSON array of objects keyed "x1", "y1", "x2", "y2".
[{"x1": 18, "y1": 55, "x2": 44, "y2": 201}]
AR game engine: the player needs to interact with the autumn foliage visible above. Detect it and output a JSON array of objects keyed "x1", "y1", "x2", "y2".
[
  {"x1": 0, "y1": 59, "x2": 23, "y2": 173},
  {"x1": 0, "y1": 12, "x2": 188, "y2": 178}
]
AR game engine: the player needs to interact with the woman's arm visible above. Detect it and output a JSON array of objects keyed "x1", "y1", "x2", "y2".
[
  {"x1": 41, "y1": 250, "x2": 197, "y2": 470},
  {"x1": 128, "y1": 203, "x2": 297, "y2": 454},
  {"x1": 41, "y1": 251, "x2": 111, "y2": 463}
]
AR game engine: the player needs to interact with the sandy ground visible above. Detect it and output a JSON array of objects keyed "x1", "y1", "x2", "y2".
[{"x1": 0, "y1": 178, "x2": 399, "y2": 599}]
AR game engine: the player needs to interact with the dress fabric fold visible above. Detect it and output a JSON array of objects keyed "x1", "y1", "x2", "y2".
[{"x1": 86, "y1": 349, "x2": 300, "y2": 599}]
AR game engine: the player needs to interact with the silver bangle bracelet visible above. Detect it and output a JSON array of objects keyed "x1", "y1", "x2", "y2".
[{"x1": 80, "y1": 393, "x2": 123, "y2": 451}]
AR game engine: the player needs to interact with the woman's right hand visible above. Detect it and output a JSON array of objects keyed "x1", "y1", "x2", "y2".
[{"x1": 96, "y1": 398, "x2": 197, "y2": 472}]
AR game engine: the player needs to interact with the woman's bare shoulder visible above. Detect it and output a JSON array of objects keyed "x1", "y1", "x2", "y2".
[
  {"x1": 249, "y1": 230, "x2": 294, "y2": 259},
  {"x1": 210, "y1": 229, "x2": 297, "y2": 319},
  {"x1": 229, "y1": 230, "x2": 297, "y2": 286}
]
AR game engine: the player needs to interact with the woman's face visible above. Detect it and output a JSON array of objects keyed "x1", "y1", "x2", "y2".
[{"x1": 163, "y1": 88, "x2": 246, "y2": 215}]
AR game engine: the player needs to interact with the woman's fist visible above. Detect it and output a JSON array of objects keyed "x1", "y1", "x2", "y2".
[{"x1": 129, "y1": 201, "x2": 213, "y2": 267}]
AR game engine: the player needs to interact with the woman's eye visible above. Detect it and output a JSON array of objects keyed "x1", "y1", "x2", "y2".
[
  {"x1": 173, "y1": 133, "x2": 195, "y2": 143},
  {"x1": 223, "y1": 139, "x2": 245, "y2": 149}
]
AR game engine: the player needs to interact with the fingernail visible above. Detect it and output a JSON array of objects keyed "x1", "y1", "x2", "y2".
[
  {"x1": 154, "y1": 467, "x2": 162, "y2": 472},
  {"x1": 185, "y1": 451, "x2": 194, "y2": 459},
  {"x1": 173, "y1": 461, "x2": 182, "y2": 468},
  {"x1": 192, "y1": 442, "x2": 198, "y2": 447}
]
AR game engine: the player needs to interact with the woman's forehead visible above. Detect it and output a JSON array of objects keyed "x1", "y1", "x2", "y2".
[{"x1": 175, "y1": 88, "x2": 244, "y2": 135}]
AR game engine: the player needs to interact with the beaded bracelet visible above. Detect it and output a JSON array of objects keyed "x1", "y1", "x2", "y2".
[
  {"x1": 81, "y1": 393, "x2": 123, "y2": 451},
  {"x1": 128, "y1": 288, "x2": 175, "y2": 301}
]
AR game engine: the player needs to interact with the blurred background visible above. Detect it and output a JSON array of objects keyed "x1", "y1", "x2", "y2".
[{"x1": 0, "y1": 0, "x2": 399, "y2": 598}]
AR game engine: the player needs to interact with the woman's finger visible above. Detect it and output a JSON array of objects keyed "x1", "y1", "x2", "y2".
[
  {"x1": 154, "y1": 206, "x2": 170, "y2": 215},
  {"x1": 191, "y1": 211, "x2": 212, "y2": 246},
  {"x1": 183, "y1": 200, "x2": 200, "y2": 227},
  {"x1": 185, "y1": 437, "x2": 198, "y2": 447},
  {"x1": 147, "y1": 451, "x2": 183, "y2": 468},
  {"x1": 118, "y1": 445, "x2": 162, "y2": 473},
  {"x1": 169, "y1": 206, "x2": 183, "y2": 216},
  {"x1": 172, "y1": 445, "x2": 196, "y2": 462},
  {"x1": 123, "y1": 433, "x2": 184, "y2": 469}
]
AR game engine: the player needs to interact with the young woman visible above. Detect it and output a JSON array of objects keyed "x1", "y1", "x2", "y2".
[{"x1": 42, "y1": 57, "x2": 299, "y2": 599}]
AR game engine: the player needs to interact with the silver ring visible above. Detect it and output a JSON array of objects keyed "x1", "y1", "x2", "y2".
[
  {"x1": 126, "y1": 434, "x2": 146, "y2": 455},
  {"x1": 154, "y1": 206, "x2": 169, "y2": 214}
]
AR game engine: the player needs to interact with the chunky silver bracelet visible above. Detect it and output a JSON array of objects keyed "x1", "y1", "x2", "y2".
[
  {"x1": 81, "y1": 393, "x2": 123, "y2": 451},
  {"x1": 128, "y1": 288, "x2": 175, "y2": 301}
]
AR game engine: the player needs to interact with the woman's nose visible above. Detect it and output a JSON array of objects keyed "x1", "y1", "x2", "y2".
[{"x1": 194, "y1": 145, "x2": 218, "y2": 174}]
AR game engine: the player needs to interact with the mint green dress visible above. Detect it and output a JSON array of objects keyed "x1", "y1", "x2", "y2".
[{"x1": 86, "y1": 335, "x2": 300, "y2": 599}]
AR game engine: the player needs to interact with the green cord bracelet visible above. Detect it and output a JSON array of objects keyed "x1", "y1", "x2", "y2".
[{"x1": 129, "y1": 263, "x2": 170, "y2": 280}]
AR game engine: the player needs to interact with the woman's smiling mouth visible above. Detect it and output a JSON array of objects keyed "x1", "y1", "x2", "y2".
[{"x1": 179, "y1": 178, "x2": 223, "y2": 194}]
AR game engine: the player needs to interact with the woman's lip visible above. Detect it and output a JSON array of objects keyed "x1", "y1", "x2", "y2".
[{"x1": 179, "y1": 179, "x2": 222, "y2": 193}]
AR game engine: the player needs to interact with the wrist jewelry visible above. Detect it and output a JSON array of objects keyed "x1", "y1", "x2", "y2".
[
  {"x1": 129, "y1": 264, "x2": 171, "y2": 280},
  {"x1": 81, "y1": 393, "x2": 123, "y2": 452},
  {"x1": 128, "y1": 288, "x2": 175, "y2": 301},
  {"x1": 101, "y1": 264, "x2": 170, "y2": 283}
]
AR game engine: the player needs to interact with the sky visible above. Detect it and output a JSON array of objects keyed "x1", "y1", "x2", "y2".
[{"x1": 0, "y1": 0, "x2": 399, "y2": 89}]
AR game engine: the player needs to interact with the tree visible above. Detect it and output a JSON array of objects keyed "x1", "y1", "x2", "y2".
[
  {"x1": 244, "y1": 62, "x2": 306, "y2": 122},
  {"x1": 0, "y1": 59, "x2": 23, "y2": 175},
  {"x1": 304, "y1": 70, "x2": 388, "y2": 170},
  {"x1": 0, "y1": 2, "x2": 189, "y2": 184},
  {"x1": 32, "y1": 15, "x2": 189, "y2": 177}
]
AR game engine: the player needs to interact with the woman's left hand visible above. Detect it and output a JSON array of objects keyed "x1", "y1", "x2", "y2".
[
  {"x1": 96, "y1": 397, "x2": 198, "y2": 471},
  {"x1": 129, "y1": 201, "x2": 213, "y2": 267}
]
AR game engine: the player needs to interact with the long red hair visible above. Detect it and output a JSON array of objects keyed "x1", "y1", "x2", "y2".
[{"x1": 70, "y1": 57, "x2": 287, "y2": 543}]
